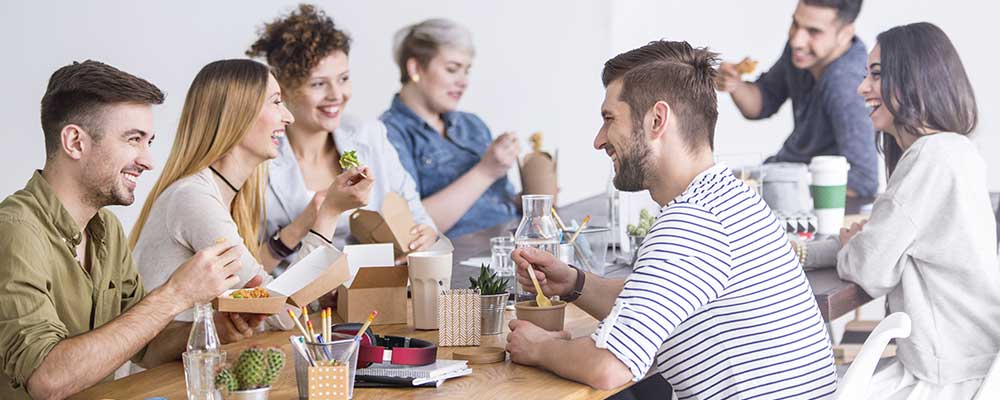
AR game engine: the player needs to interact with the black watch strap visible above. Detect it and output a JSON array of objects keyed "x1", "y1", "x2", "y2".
[
  {"x1": 268, "y1": 228, "x2": 302, "y2": 259},
  {"x1": 563, "y1": 264, "x2": 586, "y2": 302}
]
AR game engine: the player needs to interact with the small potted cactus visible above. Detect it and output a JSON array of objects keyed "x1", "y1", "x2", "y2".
[
  {"x1": 216, "y1": 346, "x2": 285, "y2": 400},
  {"x1": 469, "y1": 264, "x2": 510, "y2": 335}
]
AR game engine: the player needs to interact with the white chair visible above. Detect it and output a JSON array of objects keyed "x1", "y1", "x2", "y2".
[
  {"x1": 974, "y1": 351, "x2": 1000, "y2": 399},
  {"x1": 833, "y1": 312, "x2": 911, "y2": 400}
]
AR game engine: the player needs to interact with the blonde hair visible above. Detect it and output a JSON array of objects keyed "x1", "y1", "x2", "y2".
[{"x1": 129, "y1": 59, "x2": 270, "y2": 260}]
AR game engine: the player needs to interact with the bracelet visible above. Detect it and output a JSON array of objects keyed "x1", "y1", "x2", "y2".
[
  {"x1": 308, "y1": 229, "x2": 334, "y2": 244},
  {"x1": 795, "y1": 241, "x2": 808, "y2": 266},
  {"x1": 562, "y1": 264, "x2": 586, "y2": 302},
  {"x1": 268, "y1": 228, "x2": 301, "y2": 259}
]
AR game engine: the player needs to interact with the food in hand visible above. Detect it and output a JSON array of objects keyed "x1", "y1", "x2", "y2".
[
  {"x1": 735, "y1": 57, "x2": 758, "y2": 75},
  {"x1": 339, "y1": 150, "x2": 361, "y2": 170},
  {"x1": 230, "y1": 287, "x2": 269, "y2": 299},
  {"x1": 627, "y1": 209, "x2": 656, "y2": 237}
]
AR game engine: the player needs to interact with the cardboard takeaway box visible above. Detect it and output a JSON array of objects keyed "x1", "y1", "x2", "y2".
[
  {"x1": 335, "y1": 243, "x2": 407, "y2": 325},
  {"x1": 519, "y1": 150, "x2": 558, "y2": 201},
  {"x1": 214, "y1": 246, "x2": 349, "y2": 314},
  {"x1": 335, "y1": 238, "x2": 456, "y2": 326},
  {"x1": 349, "y1": 192, "x2": 417, "y2": 258}
]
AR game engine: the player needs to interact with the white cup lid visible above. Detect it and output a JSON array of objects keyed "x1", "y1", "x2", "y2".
[{"x1": 808, "y1": 155, "x2": 850, "y2": 172}]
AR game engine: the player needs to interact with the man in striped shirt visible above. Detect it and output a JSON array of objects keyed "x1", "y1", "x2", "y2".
[{"x1": 506, "y1": 41, "x2": 837, "y2": 399}]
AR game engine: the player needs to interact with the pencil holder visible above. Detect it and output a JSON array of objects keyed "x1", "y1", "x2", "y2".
[
  {"x1": 306, "y1": 365, "x2": 350, "y2": 400},
  {"x1": 292, "y1": 335, "x2": 360, "y2": 399}
]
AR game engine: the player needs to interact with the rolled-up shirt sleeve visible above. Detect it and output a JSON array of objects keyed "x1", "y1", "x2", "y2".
[
  {"x1": 752, "y1": 46, "x2": 792, "y2": 120},
  {"x1": 0, "y1": 223, "x2": 69, "y2": 388},
  {"x1": 591, "y1": 204, "x2": 732, "y2": 380}
]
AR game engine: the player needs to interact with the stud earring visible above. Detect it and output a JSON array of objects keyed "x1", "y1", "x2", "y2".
[{"x1": 412, "y1": 74, "x2": 420, "y2": 83}]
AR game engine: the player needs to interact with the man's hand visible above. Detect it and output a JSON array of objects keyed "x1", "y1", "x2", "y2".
[
  {"x1": 164, "y1": 241, "x2": 242, "y2": 310},
  {"x1": 839, "y1": 220, "x2": 867, "y2": 247},
  {"x1": 512, "y1": 246, "x2": 577, "y2": 298},
  {"x1": 506, "y1": 319, "x2": 571, "y2": 366},
  {"x1": 477, "y1": 132, "x2": 520, "y2": 180},
  {"x1": 215, "y1": 275, "x2": 267, "y2": 343},
  {"x1": 715, "y1": 61, "x2": 744, "y2": 93}
]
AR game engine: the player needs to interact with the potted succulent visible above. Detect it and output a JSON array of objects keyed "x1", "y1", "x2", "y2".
[
  {"x1": 469, "y1": 264, "x2": 510, "y2": 335},
  {"x1": 626, "y1": 209, "x2": 656, "y2": 263},
  {"x1": 215, "y1": 346, "x2": 286, "y2": 400}
]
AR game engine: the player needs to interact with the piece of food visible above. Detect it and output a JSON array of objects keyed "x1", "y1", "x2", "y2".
[
  {"x1": 735, "y1": 57, "x2": 758, "y2": 75},
  {"x1": 529, "y1": 132, "x2": 543, "y2": 152},
  {"x1": 339, "y1": 150, "x2": 361, "y2": 170},
  {"x1": 230, "y1": 287, "x2": 270, "y2": 299}
]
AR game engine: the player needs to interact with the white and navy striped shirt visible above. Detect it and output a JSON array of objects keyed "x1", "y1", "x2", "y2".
[{"x1": 593, "y1": 164, "x2": 836, "y2": 399}]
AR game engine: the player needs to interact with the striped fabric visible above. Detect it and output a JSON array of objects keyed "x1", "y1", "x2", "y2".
[{"x1": 593, "y1": 164, "x2": 837, "y2": 399}]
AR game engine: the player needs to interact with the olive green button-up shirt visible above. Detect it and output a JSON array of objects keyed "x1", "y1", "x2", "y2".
[{"x1": 0, "y1": 171, "x2": 144, "y2": 399}]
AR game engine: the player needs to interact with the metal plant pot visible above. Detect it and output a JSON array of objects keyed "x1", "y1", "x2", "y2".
[
  {"x1": 224, "y1": 386, "x2": 270, "y2": 400},
  {"x1": 480, "y1": 293, "x2": 509, "y2": 335}
]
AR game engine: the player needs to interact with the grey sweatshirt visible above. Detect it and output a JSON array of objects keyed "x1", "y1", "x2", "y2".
[{"x1": 837, "y1": 132, "x2": 1000, "y2": 384}]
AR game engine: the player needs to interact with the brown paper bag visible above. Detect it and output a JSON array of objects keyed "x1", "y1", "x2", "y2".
[{"x1": 438, "y1": 289, "x2": 481, "y2": 346}]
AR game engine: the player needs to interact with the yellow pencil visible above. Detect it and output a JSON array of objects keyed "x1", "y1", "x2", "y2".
[
  {"x1": 287, "y1": 309, "x2": 310, "y2": 339},
  {"x1": 568, "y1": 215, "x2": 591, "y2": 245},
  {"x1": 306, "y1": 320, "x2": 316, "y2": 344}
]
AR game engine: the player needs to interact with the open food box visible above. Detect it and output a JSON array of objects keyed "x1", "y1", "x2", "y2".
[{"x1": 214, "y1": 246, "x2": 349, "y2": 314}]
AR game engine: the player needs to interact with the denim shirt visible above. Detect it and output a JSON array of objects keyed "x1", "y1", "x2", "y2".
[{"x1": 381, "y1": 94, "x2": 518, "y2": 237}]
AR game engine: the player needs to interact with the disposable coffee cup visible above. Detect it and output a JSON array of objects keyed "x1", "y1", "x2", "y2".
[
  {"x1": 407, "y1": 251, "x2": 453, "y2": 330},
  {"x1": 808, "y1": 156, "x2": 850, "y2": 236}
]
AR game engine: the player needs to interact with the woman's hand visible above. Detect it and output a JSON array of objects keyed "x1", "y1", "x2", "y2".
[
  {"x1": 477, "y1": 132, "x2": 520, "y2": 180},
  {"x1": 839, "y1": 220, "x2": 867, "y2": 247}
]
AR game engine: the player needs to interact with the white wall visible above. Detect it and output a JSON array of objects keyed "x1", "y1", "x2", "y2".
[
  {"x1": 1, "y1": 0, "x2": 996, "y2": 234},
  {"x1": 0, "y1": 0, "x2": 612, "y2": 231}
]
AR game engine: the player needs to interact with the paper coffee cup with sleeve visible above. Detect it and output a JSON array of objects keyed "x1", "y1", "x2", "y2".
[{"x1": 808, "y1": 156, "x2": 850, "y2": 236}]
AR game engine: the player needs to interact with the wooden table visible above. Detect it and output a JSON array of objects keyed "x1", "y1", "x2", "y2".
[
  {"x1": 71, "y1": 303, "x2": 624, "y2": 400},
  {"x1": 452, "y1": 195, "x2": 874, "y2": 322}
]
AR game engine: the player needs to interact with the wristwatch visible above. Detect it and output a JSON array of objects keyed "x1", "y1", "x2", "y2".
[
  {"x1": 267, "y1": 228, "x2": 302, "y2": 259},
  {"x1": 562, "y1": 264, "x2": 586, "y2": 302}
]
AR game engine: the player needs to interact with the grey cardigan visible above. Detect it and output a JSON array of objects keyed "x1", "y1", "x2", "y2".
[
  {"x1": 836, "y1": 133, "x2": 1000, "y2": 385},
  {"x1": 265, "y1": 115, "x2": 436, "y2": 251}
]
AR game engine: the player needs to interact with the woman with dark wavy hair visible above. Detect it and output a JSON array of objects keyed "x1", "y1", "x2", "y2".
[{"x1": 835, "y1": 22, "x2": 999, "y2": 399}]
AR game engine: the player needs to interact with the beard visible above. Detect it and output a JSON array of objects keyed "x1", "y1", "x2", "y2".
[
  {"x1": 611, "y1": 128, "x2": 655, "y2": 192},
  {"x1": 82, "y1": 157, "x2": 135, "y2": 208}
]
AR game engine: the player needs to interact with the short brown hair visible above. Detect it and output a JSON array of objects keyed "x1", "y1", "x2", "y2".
[
  {"x1": 602, "y1": 41, "x2": 720, "y2": 151},
  {"x1": 40, "y1": 60, "x2": 164, "y2": 158},
  {"x1": 246, "y1": 4, "x2": 351, "y2": 90}
]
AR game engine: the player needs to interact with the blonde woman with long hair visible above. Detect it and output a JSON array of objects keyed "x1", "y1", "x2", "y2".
[{"x1": 130, "y1": 59, "x2": 372, "y2": 335}]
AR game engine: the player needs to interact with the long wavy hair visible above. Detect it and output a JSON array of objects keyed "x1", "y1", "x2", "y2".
[
  {"x1": 875, "y1": 22, "x2": 977, "y2": 176},
  {"x1": 129, "y1": 59, "x2": 270, "y2": 260}
]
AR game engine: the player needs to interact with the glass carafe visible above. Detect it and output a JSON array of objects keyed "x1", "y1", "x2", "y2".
[{"x1": 513, "y1": 195, "x2": 561, "y2": 301}]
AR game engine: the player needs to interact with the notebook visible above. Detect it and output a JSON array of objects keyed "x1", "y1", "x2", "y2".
[{"x1": 356, "y1": 359, "x2": 469, "y2": 379}]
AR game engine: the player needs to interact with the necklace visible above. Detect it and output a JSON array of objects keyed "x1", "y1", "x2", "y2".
[{"x1": 209, "y1": 166, "x2": 240, "y2": 193}]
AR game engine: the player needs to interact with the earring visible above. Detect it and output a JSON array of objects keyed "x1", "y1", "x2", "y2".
[{"x1": 412, "y1": 74, "x2": 420, "y2": 83}]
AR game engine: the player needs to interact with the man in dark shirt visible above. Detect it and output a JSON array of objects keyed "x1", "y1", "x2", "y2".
[{"x1": 717, "y1": 0, "x2": 878, "y2": 197}]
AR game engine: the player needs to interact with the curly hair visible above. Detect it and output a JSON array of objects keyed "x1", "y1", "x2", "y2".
[{"x1": 246, "y1": 4, "x2": 351, "y2": 89}]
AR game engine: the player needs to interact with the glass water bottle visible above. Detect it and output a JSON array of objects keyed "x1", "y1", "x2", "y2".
[
  {"x1": 183, "y1": 303, "x2": 223, "y2": 400},
  {"x1": 513, "y1": 195, "x2": 561, "y2": 301}
]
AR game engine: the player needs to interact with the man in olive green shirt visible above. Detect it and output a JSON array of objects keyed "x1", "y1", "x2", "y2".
[{"x1": 0, "y1": 61, "x2": 258, "y2": 399}]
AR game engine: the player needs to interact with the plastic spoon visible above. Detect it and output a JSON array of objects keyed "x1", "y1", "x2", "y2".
[{"x1": 526, "y1": 265, "x2": 553, "y2": 307}]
